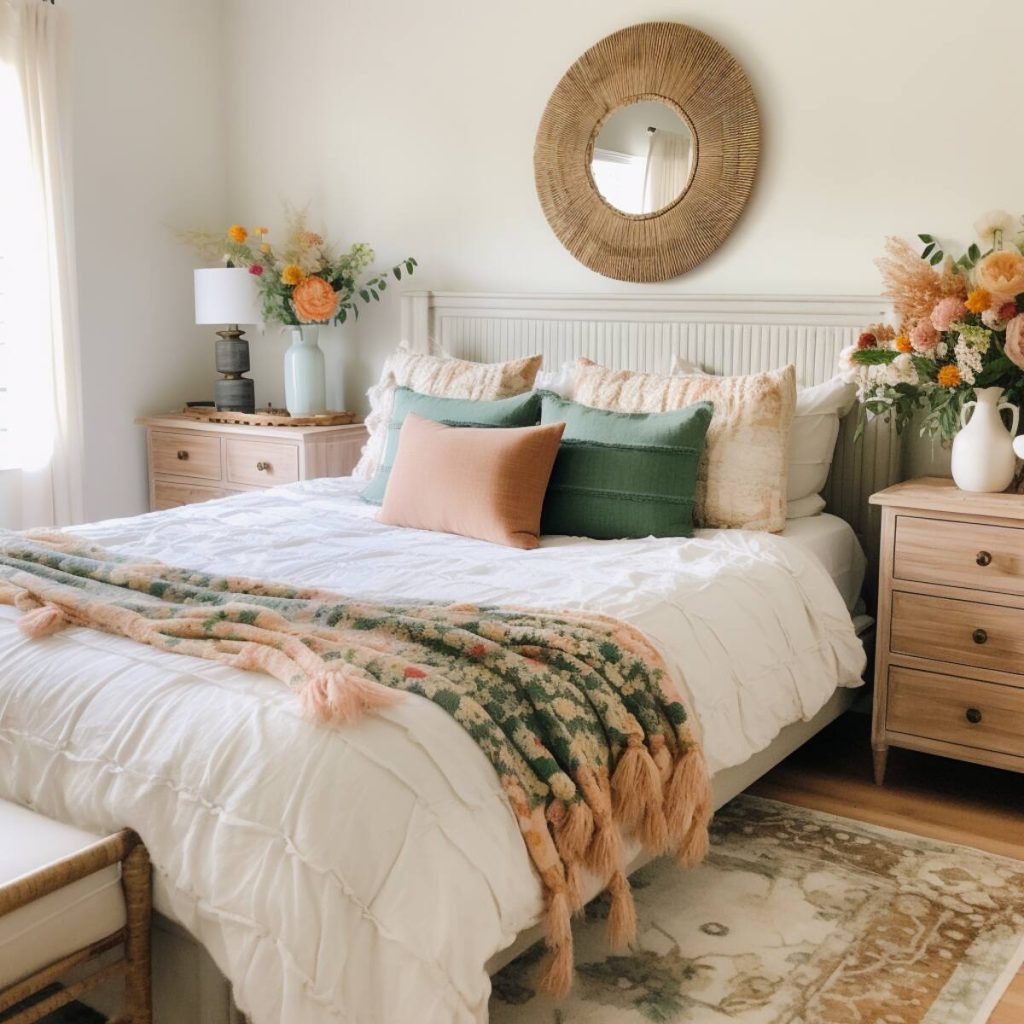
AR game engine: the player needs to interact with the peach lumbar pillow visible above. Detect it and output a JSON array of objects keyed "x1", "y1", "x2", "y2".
[{"x1": 377, "y1": 413, "x2": 565, "y2": 549}]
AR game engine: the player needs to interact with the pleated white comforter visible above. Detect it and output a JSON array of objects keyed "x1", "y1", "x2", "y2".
[{"x1": 0, "y1": 478, "x2": 865, "y2": 1023}]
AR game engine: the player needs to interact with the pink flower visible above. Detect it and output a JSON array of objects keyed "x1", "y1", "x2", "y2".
[
  {"x1": 909, "y1": 319, "x2": 938, "y2": 353},
  {"x1": 930, "y1": 296, "x2": 966, "y2": 332},
  {"x1": 248, "y1": 264, "x2": 264, "y2": 276},
  {"x1": 1006, "y1": 315, "x2": 1024, "y2": 370}
]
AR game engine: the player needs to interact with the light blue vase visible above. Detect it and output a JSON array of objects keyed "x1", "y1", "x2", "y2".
[{"x1": 283, "y1": 325, "x2": 327, "y2": 416}]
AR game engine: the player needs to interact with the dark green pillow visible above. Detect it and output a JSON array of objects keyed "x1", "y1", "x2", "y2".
[
  {"x1": 361, "y1": 387, "x2": 542, "y2": 503},
  {"x1": 539, "y1": 392, "x2": 713, "y2": 539}
]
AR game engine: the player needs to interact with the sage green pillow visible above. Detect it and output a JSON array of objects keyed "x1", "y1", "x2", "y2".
[
  {"x1": 362, "y1": 387, "x2": 542, "y2": 503},
  {"x1": 539, "y1": 392, "x2": 714, "y2": 539}
]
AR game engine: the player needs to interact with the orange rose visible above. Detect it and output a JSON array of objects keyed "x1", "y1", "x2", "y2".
[
  {"x1": 227, "y1": 224, "x2": 247, "y2": 243},
  {"x1": 1005, "y1": 314, "x2": 1024, "y2": 370},
  {"x1": 974, "y1": 250, "x2": 1024, "y2": 304},
  {"x1": 292, "y1": 275, "x2": 338, "y2": 322}
]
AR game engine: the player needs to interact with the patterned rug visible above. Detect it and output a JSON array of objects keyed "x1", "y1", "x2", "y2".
[{"x1": 490, "y1": 795, "x2": 1024, "y2": 1024}]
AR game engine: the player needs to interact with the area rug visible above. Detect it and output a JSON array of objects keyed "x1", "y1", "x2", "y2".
[{"x1": 490, "y1": 795, "x2": 1024, "y2": 1024}]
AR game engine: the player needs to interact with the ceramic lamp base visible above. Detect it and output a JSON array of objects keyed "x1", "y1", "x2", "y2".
[{"x1": 214, "y1": 329, "x2": 256, "y2": 413}]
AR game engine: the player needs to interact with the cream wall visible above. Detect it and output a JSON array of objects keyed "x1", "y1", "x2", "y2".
[
  {"x1": 64, "y1": 0, "x2": 226, "y2": 521},
  {"x1": 217, "y1": 0, "x2": 1020, "y2": 478}
]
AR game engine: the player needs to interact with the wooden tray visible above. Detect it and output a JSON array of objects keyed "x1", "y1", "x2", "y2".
[{"x1": 182, "y1": 406, "x2": 357, "y2": 428}]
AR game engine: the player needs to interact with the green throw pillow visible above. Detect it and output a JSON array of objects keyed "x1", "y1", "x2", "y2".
[
  {"x1": 539, "y1": 392, "x2": 713, "y2": 539},
  {"x1": 361, "y1": 387, "x2": 542, "y2": 503}
]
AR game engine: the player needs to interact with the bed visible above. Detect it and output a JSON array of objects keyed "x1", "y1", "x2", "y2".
[{"x1": 0, "y1": 292, "x2": 898, "y2": 1023}]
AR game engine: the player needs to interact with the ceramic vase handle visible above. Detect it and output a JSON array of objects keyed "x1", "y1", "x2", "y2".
[
  {"x1": 998, "y1": 401, "x2": 1020, "y2": 437},
  {"x1": 960, "y1": 401, "x2": 977, "y2": 429}
]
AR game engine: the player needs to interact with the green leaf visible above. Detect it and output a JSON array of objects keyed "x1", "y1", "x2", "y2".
[
  {"x1": 921, "y1": 242, "x2": 935, "y2": 260},
  {"x1": 852, "y1": 348, "x2": 898, "y2": 365},
  {"x1": 394, "y1": 267, "x2": 402, "y2": 280},
  {"x1": 359, "y1": 289, "x2": 370, "y2": 303},
  {"x1": 930, "y1": 250, "x2": 944, "y2": 266},
  {"x1": 968, "y1": 242, "x2": 981, "y2": 261},
  {"x1": 404, "y1": 261, "x2": 414, "y2": 275},
  {"x1": 370, "y1": 288, "x2": 379, "y2": 301},
  {"x1": 918, "y1": 233, "x2": 934, "y2": 243}
]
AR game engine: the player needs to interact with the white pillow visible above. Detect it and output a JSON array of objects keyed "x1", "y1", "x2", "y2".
[
  {"x1": 668, "y1": 357, "x2": 855, "y2": 519},
  {"x1": 788, "y1": 376, "x2": 857, "y2": 509},
  {"x1": 534, "y1": 360, "x2": 576, "y2": 398}
]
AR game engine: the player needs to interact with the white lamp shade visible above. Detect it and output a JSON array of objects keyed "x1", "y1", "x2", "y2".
[{"x1": 194, "y1": 268, "x2": 263, "y2": 326}]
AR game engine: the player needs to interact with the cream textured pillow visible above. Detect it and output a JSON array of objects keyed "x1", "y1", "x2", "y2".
[
  {"x1": 377, "y1": 414, "x2": 565, "y2": 549},
  {"x1": 351, "y1": 349, "x2": 543, "y2": 480},
  {"x1": 574, "y1": 358, "x2": 797, "y2": 532}
]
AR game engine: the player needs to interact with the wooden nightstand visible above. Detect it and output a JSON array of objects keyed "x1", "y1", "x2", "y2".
[
  {"x1": 138, "y1": 414, "x2": 368, "y2": 511},
  {"x1": 869, "y1": 477, "x2": 1024, "y2": 784}
]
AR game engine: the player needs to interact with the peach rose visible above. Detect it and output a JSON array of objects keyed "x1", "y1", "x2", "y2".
[
  {"x1": 1005, "y1": 314, "x2": 1024, "y2": 370},
  {"x1": 974, "y1": 250, "x2": 1024, "y2": 304},
  {"x1": 292, "y1": 275, "x2": 338, "y2": 323}
]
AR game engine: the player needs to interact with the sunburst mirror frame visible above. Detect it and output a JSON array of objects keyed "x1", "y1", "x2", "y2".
[{"x1": 534, "y1": 22, "x2": 760, "y2": 282}]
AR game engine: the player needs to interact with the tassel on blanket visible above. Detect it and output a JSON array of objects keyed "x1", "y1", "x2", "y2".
[
  {"x1": 300, "y1": 668, "x2": 404, "y2": 725},
  {"x1": 18, "y1": 604, "x2": 69, "y2": 638},
  {"x1": 549, "y1": 800, "x2": 595, "y2": 912},
  {"x1": 611, "y1": 736, "x2": 669, "y2": 853},
  {"x1": 539, "y1": 888, "x2": 574, "y2": 999},
  {"x1": 607, "y1": 869, "x2": 637, "y2": 950},
  {"x1": 664, "y1": 741, "x2": 712, "y2": 865}
]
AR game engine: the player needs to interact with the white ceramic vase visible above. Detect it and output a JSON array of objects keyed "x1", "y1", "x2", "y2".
[
  {"x1": 283, "y1": 325, "x2": 327, "y2": 417},
  {"x1": 950, "y1": 386, "x2": 1019, "y2": 492}
]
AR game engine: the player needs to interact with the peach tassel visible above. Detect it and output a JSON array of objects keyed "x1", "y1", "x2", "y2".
[
  {"x1": 611, "y1": 736, "x2": 669, "y2": 852},
  {"x1": 539, "y1": 888, "x2": 574, "y2": 998},
  {"x1": 18, "y1": 604, "x2": 68, "y2": 639},
  {"x1": 607, "y1": 870, "x2": 637, "y2": 950},
  {"x1": 301, "y1": 668, "x2": 403, "y2": 725}
]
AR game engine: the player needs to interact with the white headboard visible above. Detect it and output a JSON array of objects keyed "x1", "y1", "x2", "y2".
[{"x1": 400, "y1": 291, "x2": 901, "y2": 599}]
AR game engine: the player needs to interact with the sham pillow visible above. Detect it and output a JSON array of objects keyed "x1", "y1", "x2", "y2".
[
  {"x1": 351, "y1": 349, "x2": 543, "y2": 480},
  {"x1": 539, "y1": 393, "x2": 713, "y2": 540},
  {"x1": 667, "y1": 356, "x2": 856, "y2": 519},
  {"x1": 787, "y1": 376, "x2": 857, "y2": 509},
  {"x1": 377, "y1": 414, "x2": 565, "y2": 549},
  {"x1": 574, "y1": 358, "x2": 796, "y2": 533},
  {"x1": 361, "y1": 387, "x2": 542, "y2": 503}
]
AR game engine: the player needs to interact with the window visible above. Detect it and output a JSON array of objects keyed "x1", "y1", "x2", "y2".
[{"x1": 590, "y1": 149, "x2": 647, "y2": 216}]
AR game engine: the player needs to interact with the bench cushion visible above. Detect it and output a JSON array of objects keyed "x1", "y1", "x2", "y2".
[{"x1": 0, "y1": 801, "x2": 126, "y2": 988}]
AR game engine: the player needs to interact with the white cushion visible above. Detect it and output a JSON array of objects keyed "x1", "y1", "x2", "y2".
[{"x1": 0, "y1": 801, "x2": 126, "y2": 988}]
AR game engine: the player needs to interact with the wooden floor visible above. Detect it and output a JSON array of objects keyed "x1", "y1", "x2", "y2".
[{"x1": 750, "y1": 712, "x2": 1024, "y2": 1024}]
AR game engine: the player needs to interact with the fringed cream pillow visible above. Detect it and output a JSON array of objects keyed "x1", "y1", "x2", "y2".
[
  {"x1": 352, "y1": 348, "x2": 543, "y2": 480},
  {"x1": 573, "y1": 358, "x2": 797, "y2": 532}
]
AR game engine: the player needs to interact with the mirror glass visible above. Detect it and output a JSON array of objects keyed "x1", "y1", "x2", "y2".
[{"x1": 590, "y1": 100, "x2": 694, "y2": 215}]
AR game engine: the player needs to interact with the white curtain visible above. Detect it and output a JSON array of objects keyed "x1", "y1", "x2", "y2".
[
  {"x1": 642, "y1": 130, "x2": 691, "y2": 215},
  {"x1": 0, "y1": 0, "x2": 83, "y2": 528}
]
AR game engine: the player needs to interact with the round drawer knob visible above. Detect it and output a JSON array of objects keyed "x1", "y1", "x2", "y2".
[
  {"x1": 976, "y1": 550, "x2": 992, "y2": 567},
  {"x1": 965, "y1": 707, "x2": 983, "y2": 725},
  {"x1": 176, "y1": 450, "x2": 189, "y2": 461},
  {"x1": 972, "y1": 628, "x2": 988, "y2": 645},
  {"x1": 256, "y1": 461, "x2": 271, "y2": 473}
]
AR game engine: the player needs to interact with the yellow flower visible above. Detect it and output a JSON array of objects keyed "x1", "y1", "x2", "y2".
[
  {"x1": 937, "y1": 364, "x2": 961, "y2": 388},
  {"x1": 965, "y1": 288, "x2": 991, "y2": 314},
  {"x1": 253, "y1": 226, "x2": 269, "y2": 236},
  {"x1": 259, "y1": 242, "x2": 271, "y2": 254},
  {"x1": 280, "y1": 264, "x2": 305, "y2": 286},
  {"x1": 895, "y1": 334, "x2": 912, "y2": 353},
  {"x1": 227, "y1": 224, "x2": 248, "y2": 244}
]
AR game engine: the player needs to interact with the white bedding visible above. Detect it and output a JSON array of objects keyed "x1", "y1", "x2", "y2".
[{"x1": 0, "y1": 479, "x2": 865, "y2": 1023}]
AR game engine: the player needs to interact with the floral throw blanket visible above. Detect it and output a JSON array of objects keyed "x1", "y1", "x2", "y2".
[{"x1": 0, "y1": 531, "x2": 711, "y2": 995}]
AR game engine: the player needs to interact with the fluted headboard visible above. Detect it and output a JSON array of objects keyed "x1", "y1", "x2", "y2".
[{"x1": 400, "y1": 291, "x2": 901, "y2": 597}]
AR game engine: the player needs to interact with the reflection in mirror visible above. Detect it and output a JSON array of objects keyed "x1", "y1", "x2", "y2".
[{"x1": 591, "y1": 100, "x2": 693, "y2": 215}]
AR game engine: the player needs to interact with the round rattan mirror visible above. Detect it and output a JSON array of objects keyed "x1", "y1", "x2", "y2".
[{"x1": 534, "y1": 22, "x2": 760, "y2": 282}]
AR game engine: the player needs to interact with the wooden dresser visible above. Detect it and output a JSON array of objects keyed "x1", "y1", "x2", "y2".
[
  {"x1": 138, "y1": 414, "x2": 368, "y2": 511},
  {"x1": 869, "y1": 477, "x2": 1024, "y2": 784}
]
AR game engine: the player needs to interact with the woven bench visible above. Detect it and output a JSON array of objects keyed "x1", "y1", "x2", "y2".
[{"x1": 0, "y1": 801, "x2": 151, "y2": 1024}]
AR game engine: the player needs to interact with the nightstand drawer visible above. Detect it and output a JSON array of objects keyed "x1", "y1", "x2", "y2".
[
  {"x1": 887, "y1": 665, "x2": 1024, "y2": 758},
  {"x1": 224, "y1": 439, "x2": 299, "y2": 487},
  {"x1": 150, "y1": 430, "x2": 222, "y2": 481},
  {"x1": 891, "y1": 591, "x2": 1024, "y2": 678},
  {"x1": 893, "y1": 515, "x2": 1024, "y2": 597},
  {"x1": 152, "y1": 482, "x2": 228, "y2": 510}
]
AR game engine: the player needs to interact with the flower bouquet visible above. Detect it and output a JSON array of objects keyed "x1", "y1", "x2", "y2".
[
  {"x1": 841, "y1": 211, "x2": 1024, "y2": 443},
  {"x1": 182, "y1": 208, "x2": 416, "y2": 326}
]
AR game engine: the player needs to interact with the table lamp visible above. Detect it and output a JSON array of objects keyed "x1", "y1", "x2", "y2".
[{"x1": 194, "y1": 268, "x2": 262, "y2": 413}]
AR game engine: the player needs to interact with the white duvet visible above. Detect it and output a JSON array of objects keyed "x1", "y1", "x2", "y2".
[{"x1": 0, "y1": 479, "x2": 865, "y2": 1023}]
